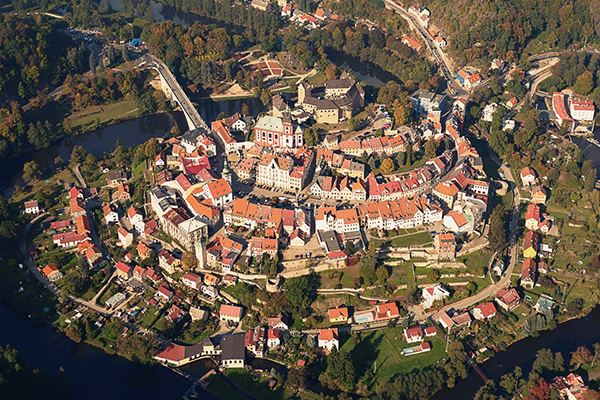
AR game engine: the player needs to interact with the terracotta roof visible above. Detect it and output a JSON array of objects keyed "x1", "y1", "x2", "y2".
[
  {"x1": 220, "y1": 304, "x2": 243, "y2": 318},
  {"x1": 319, "y1": 328, "x2": 339, "y2": 342}
]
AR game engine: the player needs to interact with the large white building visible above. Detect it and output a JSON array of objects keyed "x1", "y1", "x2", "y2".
[
  {"x1": 569, "y1": 98, "x2": 595, "y2": 121},
  {"x1": 422, "y1": 283, "x2": 450, "y2": 308}
]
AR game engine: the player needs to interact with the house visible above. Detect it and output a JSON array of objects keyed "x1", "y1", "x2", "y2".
[
  {"x1": 570, "y1": 98, "x2": 595, "y2": 121},
  {"x1": 155, "y1": 151, "x2": 166, "y2": 167},
  {"x1": 204, "y1": 273, "x2": 220, "y2": 286},
  {"x1": 137, "y1": 242, "x2": 153, "y2": 259},
  {"x1": 166, "y1": 305, "x2": 187, "y2": 324},
  {"x1": 433, "y1": 181, "x2": 459, "y2": 208},
  {"x1": 117, "y1": 183, "x2": 130, "y2": 201},
  {"x1": 531, "y1": 186, "x2": 547, "y2": 204},
  {"x1": 534, "y1": 294, "x2": 555, "y2": 314},
  {"x1": 76, "y1": 215, "x2": 91, "y2": 235},
  {"x1": 424, "y1": 326, "x2": 437, "y2": 337},
  {"x1": 108, "y1": 172, "x2": 128, "y2": 186},
  {"x1": 521, "y1": 258, "x2": 537, "y2": 289},
  {"x1": 52, "y1": 231, "x2": 89, "y2": 248},
  {"x1": 328, "y1": 306, "x2": 350, "y2": 323},
  {"x1": 404, "y1": 326, "x2": 423, "y2": 343},
  {"x1": 132, "y1": 265, "x2": 146, "y2": 281},
  {"x1": 435, "y1": 233, "x2": 456, "y2": 260},
  {"x1": 520, "y1": 167, "x2": 538, "y2": 187},
  {"x1": 551, "y1": 373, "x2": 589, "y2": 400},
  {"x1": 401, "y1": 35, "x2": 421, "y2": 51},
  {"x1": 42, "y1": 265, "x2": 63, "y2": 282},
  {"x1": 526, "y1": 204, "x2": 541, "y2": 230},
  {"x1": 103, "y1": 204, "x2": 119, "y2": 224},
  {"x1": 245, "y1": 327, "x2": 266, "y2": 357},
  {"x1": 69, "y1": 186, "x2": 84, "y2": 200},
  {"x1": 157, "y1": 283, "x2": 174, "y2": 302},
  {"x1": 250, "y1": 0, "x2": 271, "y2": 11},
  {"x1": 254, "y1": 115, "x2": 303, "y2": 148},
  {"x1": 472, "y1": 302, "x2": 497, "y2": 320},
  {"x1": 506, "y1": 97, "x2": 518, "y2": 108},
  {"x1": 158, "y1": 249, "x2": 180, "y2": 274},
  {"x1": 128, "y1": 206, "x2": 144, "y2": 232},
  {"x1": 267, "y1": 329, "x2": 281, "y2": 348},
  {"x1": 50, "y1": 220, "x2": 71, "y2": 231},
  {"x1": 421, "y1": 284, "x2": 450, "y2": 308},
  {"x1": 154, "y1": 337, "x2": 221, "y2": 366},
  {"x1": 220, "y1": 334, "x2": 246, "y2": 368},
  {"x1": 220, "y1": 304, "x2": 243, "y2": 323},
  {"x1": 181, "y1": 272, "x2": 202, "y2": 290},
  {"x1": 268, "y1": 313, "x2": 290, "y2": 331},
  {"x1": 523, "y1": 230, "x2": 538, "y2": 258},
  {"x1": 146, "y1": 268, "x2": 162, "y2": 283},
  {"x1": 538, "y1": 259, "x2": 549, "y2": 274},
  {"x1": 200, "y1": 284, "x2": 219, "y2": 298},
  {"x1": 438, "y1": 310, "x2": 471, "y2": 331},
  {"x1": 495, "y1": 288, "x2": 520, "y2": 311},
  {"x1": 115, "y1": 262, "x2": 132, "y2": 280},
  {"x1": 318, "y1": 328, "x2": 339, "y2": 351},
  {"x1": 376, "y1": 302, "x2": 400, "y2": 320},
  {"x1": 24, "y1": 200, "x2": 41, "y2": 215}
]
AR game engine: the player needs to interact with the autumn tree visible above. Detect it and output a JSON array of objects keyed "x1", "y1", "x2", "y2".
[
  {"x1": 571, "y1": 346, "x2": 592, "y2": 369},
  {"x1": 181, "y1": 252, "x2": 198, "y2": 271},
  {"x1": 145, "y1": 138, "x2": 158, "y2": 159},
  {"x1": 427, "y1": 269, "x2": 441, "y2": 282},
  {"x1": 574, "y1": 71, "x2": 594, "y2": 95},
  {"x1": 70, "y1": 145, "x2": 87, "y2": 164},
  {"x1": 23, "y1": 161, "x2": 40, "y2": 182},
  {"x1": 424, "y1": 139, "x2": 440, "y2": 158},
  {"x1": 376, "y1": 265, "x2": 389, "y2": 282},
  {"x1": 380, "y1": 157, "x2": 395, "y2": 174}
]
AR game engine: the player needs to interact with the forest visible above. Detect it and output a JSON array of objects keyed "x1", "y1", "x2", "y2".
[{"x1": 412, "y1": 0, "x2": 596, "y2": 64}]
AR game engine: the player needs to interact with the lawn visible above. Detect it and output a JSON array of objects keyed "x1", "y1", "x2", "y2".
[
  {"x1": 69, "y1": 100, "x2": 140, "y2": 130},
  {"x1": 457, "y1": 248, "x2": 493, "y2": 272},
  {"x1": 306, "y1": 71, "x2": 325, "y2": 87},
  {"x1": 225, "y1": 368, "x2": 293, "y2": 400},
  {"x1": 371, "y1": 231, "x2": 433, "y2": 248},
  {"x1": 340, "y1": 328, "x2": 447, "y2": 389},
  {"x1": 138, "y1": 305, "x2": 164, "y2": 329},
  {"x1": 205, "y1": 374, "x2": 247, "y2": 400}
]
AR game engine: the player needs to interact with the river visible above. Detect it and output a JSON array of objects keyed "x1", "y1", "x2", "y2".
[
  {"x1": 432, "y1": 306, "x2": 600, "y2": 399},
  {"x1": 0, "y1": 304, "x2": 204, "y2": 400}
]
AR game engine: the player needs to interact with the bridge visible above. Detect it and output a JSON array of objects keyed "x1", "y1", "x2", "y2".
[{"x1": 137, "y1": 54, "x2": 209, "y2": 132}]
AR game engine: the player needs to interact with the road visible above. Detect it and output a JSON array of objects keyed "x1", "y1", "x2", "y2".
[
  {"x1": 136, "y1": 54, "x2": 208, "y2": 131},
  {"x1": 382, "y1": 0, "x2": 466, "y2": 97}
]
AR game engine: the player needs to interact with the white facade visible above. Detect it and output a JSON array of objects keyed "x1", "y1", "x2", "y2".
[{"x1": 421, "y1": 284, "x2": 450, "y2": 308}]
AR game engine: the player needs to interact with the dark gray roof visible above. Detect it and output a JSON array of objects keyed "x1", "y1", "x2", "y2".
[
  {"x1": 221, "y1": 334, "x2": 246, "y2": 361},
  {"x1": 325, "y1": 78, "x2": 354, "y2": 89}
]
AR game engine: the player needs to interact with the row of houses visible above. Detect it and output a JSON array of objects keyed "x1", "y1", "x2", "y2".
[{"x1": 223, "y1": 198, "x2": 311, "y2": 235}]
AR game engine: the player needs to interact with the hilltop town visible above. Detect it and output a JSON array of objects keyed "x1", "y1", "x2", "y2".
[{"x1": 4, "y1": 0, "x2": 600, "y2": 399}]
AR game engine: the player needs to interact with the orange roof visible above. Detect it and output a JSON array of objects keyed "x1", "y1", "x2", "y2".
[
  {"x1": 220, "y1": 304, "x2": 243, "y2": 318},
  {"x1": 446, "y1": 211, "x2": 469, "y2": 227},
  {"x1": 42, "y1": 265, "x2": 59, "y2": 276},
  {"x1": 319, "y1": 328, "x2": 339, "y2": 342},
  {"x1": 76, "y1": 215, "x2": 90, "y2": 234},
  {"x1": 137, "y1": 242, "x2": 151, "y2": 256},
  {"x1": 205, "y1": 178, "x2": 232, "y2": 199},
  {"x1": 328, "y1": 307, "x2": 349, "y2": 319},
  {"x1": 434, "y1": 181, "x2": 459, "y2": 196}
]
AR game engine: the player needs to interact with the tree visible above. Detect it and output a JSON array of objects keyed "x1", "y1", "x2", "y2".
[
  {"x1": 121, "y1": 46, "x2": 130, "y2": 62},
  {"x1": 424, "y1": 139, "x2": 440, "y2": 158},
  {"x1": 525, "y1": 378, "x2": 550, "y2": 400},
  {"x1": 470, "y1": 105, "x2": 482, "y2": 120},
  {"x1": 261, "y1": 89, "x2": 271, "y2": 106},
  {"x1": 348, "y1": 118, "x2": 358, "y2": 132},
  {"x1": 145, "y1": 138, "x2": 158, "y2": 159},
  {"x1": 591, "y1": 343, "x2": 600, "y2": 367},
  {"x1": 71, "y1": 145, "x2": 87, "y2": 164},
  {"x1": 574, "y1": 71, "x2": 594, "y2": 95},
  {"x1": 376, "y1": 265, "x2": 389, "y2": 282},
  {"x1": 287, "y1": 367, "x2": 309, "y2": 390},
  {"x1": 284, "y1": 273, "x2": 319, "y2": 310},
  {"x1": 241, "y1": 103, "x2": 250, "y2": 116},
  {"x1": 303, "y1": 127, "x2": 319, "y2": 147},
  {"x1": 489, "y1": 204, "x2": 509, "y2": 252},
  {"x1": 474, "y1": 383, "x2": 497, "y2": 400},
  {"x1": 380, "y1": 157, "x2": 395, "y2": 174},
  {"x1": 181, "y1": 252, "x2": 197, "y2": 271},
  {"x1": 426, "y1": 269, "x2": 441, "y2": 282},
  {"x1": 85, "y1": 153, "x2": 98, "y2": 165},
  {"x1": 571, "y1": 346, "x2": 592, "y2": 369},
  {"x1": 89, "y1": 53, "x2": 96, "y2": 74},
  {"x1": 23, "y1": 161, "x2": 40, "y2": 182},
  {"x1": 77, "y1": 255, "x2": 89, "y2": 280},
  {"x1": 54, "y1": 156, "x2": 64, "y2": 167},
  {"x1": 532, "y1": 348, "x2": 556, "y2": 373},
  {"x1": 581, "y1": 389, "x2": 600, "y2": 400},
  {"x1": 500, "y1": 370, "x2": 517, "y2": 396},
  {"x1": 343, "y1": 241, "x2": 355, "y2": 256}
]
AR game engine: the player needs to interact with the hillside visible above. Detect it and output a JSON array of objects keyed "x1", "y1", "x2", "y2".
[{"x1": 400, "y1": 0, "x2": 598, "y2": 65}]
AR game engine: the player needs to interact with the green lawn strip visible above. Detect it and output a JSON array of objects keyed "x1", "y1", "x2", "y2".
[
  {"x1": 371, "y1": 231, "x2": 433, "y2": 248},
  {"x1": 69, "y1": 100, "x2": 139, "y2": 129},
  {"x1": 225, "y1": 368, "x2": 291, "y2": 400},
  {"x1": 205, "y1": 374, "x2": 247, "y2": 400}
]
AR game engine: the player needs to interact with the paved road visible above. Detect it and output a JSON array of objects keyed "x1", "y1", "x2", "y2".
[{"x1": 382, "y1": 0, "x2": 466, "y2": 97}]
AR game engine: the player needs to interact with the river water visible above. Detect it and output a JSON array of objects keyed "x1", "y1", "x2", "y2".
[
  {"x1": 432, "y1": 306, "x2": 600, "y2": 399},
  {"x1": 0, "y1": 304, "x2": 198, "y2": 400}
]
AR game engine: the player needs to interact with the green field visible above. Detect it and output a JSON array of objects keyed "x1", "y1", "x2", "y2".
[
  {"x1": 371, "y1": 231, "x2": 433, "y2": 248},
  {"x1": 205, "y1": 375, "x2": 247, "y2": 400},
  {"x1": 340, "y1": 328, "x2": 447, "y2": 388},
  {"x1": 69, "y1": 100, "x2": 140, "y2": 130},
  {"x1": 225, "y1": 369, "x2": 293, "y2": 400}
]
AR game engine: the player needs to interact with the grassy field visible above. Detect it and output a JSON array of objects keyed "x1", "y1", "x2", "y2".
[
  {"x1": 225, "y1": 369, "x2": 293, "y2": 400},
  {"x1": 205, "y1": 374, "x2": 247, "y2": 400},
  {"x1": 340, "y1": 328, "x2": 447, "y2": 389},
  {"x1": 457, "y1": 248, "x2": 493, "y2": 271},
  {"x1": 306, "y1": 71, "x2": 325, "y2": 86},
  {"x1": 371, "y1": 231, "x2": 433, "y2": 248},
  {"x1": 69, "y1": 100, "x2": 140, "y2": 130}
]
